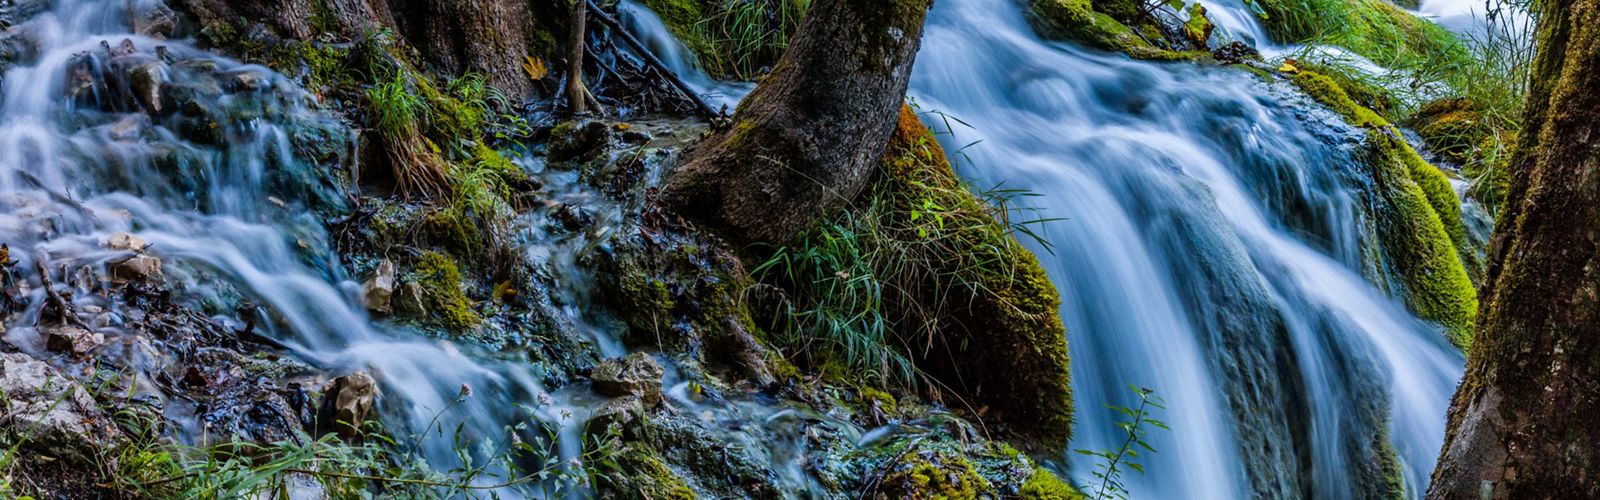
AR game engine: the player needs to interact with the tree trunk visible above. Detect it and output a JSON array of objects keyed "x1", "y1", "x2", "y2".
[
  {"x1": 567, "y1": 0, "x2": 590, "y2": 115},
  {"x1": 1429, "y1": 0, "x2": 1600, "y2": 497},
  {"x1": 657, "y1": 0, "x2": 932, "y2": 246}
]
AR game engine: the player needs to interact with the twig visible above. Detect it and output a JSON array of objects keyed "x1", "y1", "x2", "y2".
[{"x1": 585, "y1": 0, "x2": 721, "y2": 119}]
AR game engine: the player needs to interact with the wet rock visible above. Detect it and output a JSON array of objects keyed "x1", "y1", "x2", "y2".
[
  {"x1": 363, "y1": 259, "x2": 397, "y2": 314},
  {"x1": 0, "y1": 353, "x2": 121, "y2": 451},
  {"x1": 392, "y1": 281, "x2": 427, "y2": 318},
  {"x1": 551, "y1": 202, "x2": 593, "y2": 232},
  {"x1": 127, "y1": 61, "x2": 166, "y2": 114},
  {"x1": 44, "y1": 324, "x2": 103, "y2": 357},
  {"x1": 105, "y1": 231, "x2": 148, "y2": 251},
  {"x1": 547, "y1": 120, "x2": 612, "y2": 162},
  {"x1": 1213, "y1": 41, "x2": 1260, "y2": 65},
  {"x1": 591, "y1": 352, "x2": 663, "y2": 405},
  {"x1": 586, "y1": 395, "x2": 647, "y2": 438},
  {"x1": 321, "y1": 372, "x2": 378, "y2": 438},
  {"x1": 128, "y1": 1, "x2": 177, "y2": 38},
  {"x1": 110, "y1": 254, "x2": 163, "y2": 283}
]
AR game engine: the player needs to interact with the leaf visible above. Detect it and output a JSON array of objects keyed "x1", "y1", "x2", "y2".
[
  {"x1": 522, "y1": 55, "x2": 549, "y2": 80},
  {"x1": 1279, "y1": 59, "x2": 1300, "y2": 74}
]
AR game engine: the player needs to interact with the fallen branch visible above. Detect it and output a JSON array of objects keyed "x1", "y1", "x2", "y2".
[{"x1": 585, "y1": 0, "x2": 721, "y2": 119}]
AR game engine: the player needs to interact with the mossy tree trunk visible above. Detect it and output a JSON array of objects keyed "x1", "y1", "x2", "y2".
[
  {"x1": 180, "y1": 0, "x2": 561, "y2": 97},
  {"x1": 1429, "y1": 0, "x2": 1600, "y2": 496},
  {"x1": 657, "y1": 0, "x2": 932, "y2": 246}
]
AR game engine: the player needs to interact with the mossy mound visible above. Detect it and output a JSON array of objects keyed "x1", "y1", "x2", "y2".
[
  {"x1": 833, "y1": 426, "x2": 1039, "y2": 499},
  {"x1": 1028, "y1": 0, "x2": 1162, "y2": 57},
  {"x1": 589, "y1": 209, "x2": 775, "y2": 385},
  {"x1": 756, "y1": 105, "x2": 1074, "y2": 448},
  {"x1": 1021, "y1": 468, "x2": 1086, "y2": 499},
  {"x1": 413, "y1": 251, "x2": 483, "y2": 330},
  {"x1": 1408, "y1": 98, "x2": 1482, "y2": 164},
  {"x1": 594, "y1": 444, "x2": 698, "y2": 500},
  {"x1": 1287, "y1": 67, "x2": 1478, "y2": 347}
]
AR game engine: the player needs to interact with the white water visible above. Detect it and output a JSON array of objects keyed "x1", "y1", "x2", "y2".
[
  {"x1": 2, "y1": 0, "x2": 1471, "y2": 496},
  {"x1": 624, "y1": 0, "x2": 1467, "y2": 496},
  {"x1": 0, "y1": 0, "x2": 582, "y2": 492}
]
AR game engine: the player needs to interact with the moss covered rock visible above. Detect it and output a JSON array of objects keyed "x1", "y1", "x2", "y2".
[
  {"x1": 1286, "y1": 67, "x2": 1478, "y2": 347},
  {"x1": 1020, "y1": 468, "x2": 1085, "y2": 499},
  {"x1": 595, "y1": 444, "x2": 697, "y2": 500},
  {"x1": 413, "y1": 251, "x2": 482, "y2": 330},
  {"x1": 1184, "y1": 4, "x2": 1215, "y2": 47},
  {"x1": 1029, "y1": 0, "x2": 1164, "y2": 57}
]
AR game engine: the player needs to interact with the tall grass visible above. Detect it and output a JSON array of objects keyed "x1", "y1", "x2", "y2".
[
  {"x1": 752, "y1": 114, "x2": 1056, "y2": 388},
  {"x1": 698, "y1": 0, "x2": 811, "y2": 80}
]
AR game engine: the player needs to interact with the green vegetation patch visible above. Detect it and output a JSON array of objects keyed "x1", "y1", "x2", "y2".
[{"x1": 754, "y1": 105, "x2": 1074, "y2": 448}]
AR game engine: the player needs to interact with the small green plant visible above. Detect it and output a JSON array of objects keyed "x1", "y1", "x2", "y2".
[{"x1": 1074, "y1": 386, "x2": 1169, "y2": 500}]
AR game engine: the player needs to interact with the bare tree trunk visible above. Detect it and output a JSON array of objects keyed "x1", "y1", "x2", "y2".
[
  {"x1": 567, "y1": 0, "x2": 590, "y2": 115},
  {"x1": 1429, "y1": 0, "x2": 1600, "y2": 497},
  {"x1": 657, "y1": 0, "x2": 933, "y2": 246}
]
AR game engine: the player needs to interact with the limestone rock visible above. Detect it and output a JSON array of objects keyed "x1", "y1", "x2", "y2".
[
  {"x1": 323, "y1": 372, "x2": 378, "y2": 438},
  {"x1": 128, "y1": 1, "x2": 177, "y2": 38},
  {"x1": 591, "y1": 353, "x2": 664, "y2": 405},
  {"x1": 363, "y1": 259, "x2": 396, "y2": 314},
  {"x1": 105, "y1": 231, "x2": 148, "y2": 251},
  {"x1": 392, "y1": 281, "x2": 426, "y2": 318},
  {"x1": 0, "y1": 353, "x2": 120, "y2": 449},
  {"x1": 44, "y1": 324, "x2": 103, "y2": 356},
  {"x1": 110, "y1": 254, "x2": 163, "y2": 282}
]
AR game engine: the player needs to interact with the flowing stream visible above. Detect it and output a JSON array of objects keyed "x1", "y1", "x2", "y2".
[
  {"x1": 1, "y1": 0, "x2": 1470, "y2": 497},
  {"x1": 623, "y1": 0, "x2": 1467, "y2": 497}
]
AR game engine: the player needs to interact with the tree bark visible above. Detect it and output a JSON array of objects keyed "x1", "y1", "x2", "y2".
[
  {"x1": 656, "y1": 0, "x2": 933, "y2": 246},
  {"x1": 567, "y1": 0, "x2": 590, "y2": 115},
  {"x1": 1429, "y1": 0, "x2": 1600, "y2": 497}
]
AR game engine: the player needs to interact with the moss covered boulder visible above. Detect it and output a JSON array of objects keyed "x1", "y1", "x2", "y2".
[
  {"x1": 1029, "y1": 0, "x2": 1162, "y2": 57},
  {"x1": 1286, "y1": 68, "x2": 1478, "y2": 347}
]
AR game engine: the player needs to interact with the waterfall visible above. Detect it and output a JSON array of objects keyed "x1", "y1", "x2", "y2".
[
  {"x1": 0, "y1": 0, "x2": 579, "y2": 490},
  {"x1": 912, "y1": 1, "x2": 1463, "y2": 497},
  {"x1": 621, "y1": 0, "x2": 1465, "y2": 496},
  {"x1": 2, "y1": 0, "x2": 1470, "y2": 496}
]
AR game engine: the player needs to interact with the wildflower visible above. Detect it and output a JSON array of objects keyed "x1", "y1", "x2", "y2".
[
  {"x1": 537, "y1": 392, "x2": 552, "y2": 406},
  {"x1": 459, "y1": 383, "x2": 474, "y2": 400}
]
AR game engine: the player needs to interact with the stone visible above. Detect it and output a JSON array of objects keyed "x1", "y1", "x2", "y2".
[
  {"x1": 323, "y1": 372, "x2": 378, "y2": 438},
  {"x1": 392, "y1": 281, "x2": 426, "y2": 318},
  {"x1": 128, "y1": 1, "x2": 177, "y2": 38},
  {"x1": 363, "y1": 259, "x2": 396, "y2": 314},
  {"x1": 44, "y1": 324, "x2": 103, "y2": 356},
  {"x1": 591, "y1": 353, "x2": 664, "y2": 405},
  {"x1": 547, "y1": 120, "x2": 612, "y2": 162},
  {"x1": 586, "y1": 395, "x2": 646, "y2": 439},
  {"x1": 127, "y1": 61, "x2": 166, "y2": 114},
  {"x1": 110, "y1": 254, "x2": 163, "y2": 282},
  {"x1": 105, "y1": 231, "x2": 147, "y2": 251},
  {"x1": 0, "y1": 353, "x2": 120, "y2": 449}
]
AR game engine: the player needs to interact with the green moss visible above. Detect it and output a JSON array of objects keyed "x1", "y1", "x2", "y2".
[
  {"x1": 878, "y1": 449, "x2": 989, "y2": 499},
  {"x1": 858, "y1": 386, "x2": 898, "y2": 414},
  {"x1": 1289, "y1": 68, "x2": 1477, "y2": 347},
  {"x1": 1289, "y1": 69, "x2": 1390, "y2": 127},
  {"x1": 1032, "y1": 3, "x2": 1160, "y2": 56},
  {"x1": 1360, "y1": 130, "x2": 1479, "y2": 346},
  {"x1": 414, "y1": 251, "x2": 482, "y2": 330},
  {"x1": 756, "y1": 105, "x2": 1075, "y2": 448},
  {"x1": 598, "y1": 445, "x2": 697, "y2": 500},
  {"x1": 1387, "y1": 132, "x2": 1481, "y2": 278},
  {"x1": 1184, "y1": 4, "x2": 1214, "y2": 47},
  {"x1": 1257, "y1": 0, "x2": 1467, "y2": 69},
  {"x1": 1021, "y1": 468, "x2": 1085, "y2": 500}
]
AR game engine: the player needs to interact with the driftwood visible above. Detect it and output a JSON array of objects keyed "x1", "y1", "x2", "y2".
[{"x1": 586, "y1": 0, "x2": 721, "y2": 119}]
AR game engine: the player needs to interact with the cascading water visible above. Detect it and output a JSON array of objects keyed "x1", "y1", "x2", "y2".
[
  {"x1": 620, "y1": 0, "x2": 1467, "y2": 496},
  {"x1": 915, "y1": 1, "x2": 1465, "y2": 497},
  {"x1": 4, "y1": 0, "x2": 1472, "y2": 496},
  {"x1": 0, "y1": 0, "x2": 582, "y2": 490}
]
